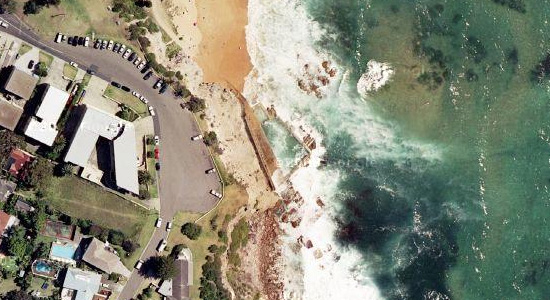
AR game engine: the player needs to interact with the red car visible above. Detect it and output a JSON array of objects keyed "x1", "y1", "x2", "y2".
[{"x1": 154, "y1": 148, "x2": 160, "y2": 159}]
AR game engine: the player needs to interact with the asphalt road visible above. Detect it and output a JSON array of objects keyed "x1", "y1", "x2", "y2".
[{"x1": 0, "y1": 14, "x2": 221, "y2": 299}]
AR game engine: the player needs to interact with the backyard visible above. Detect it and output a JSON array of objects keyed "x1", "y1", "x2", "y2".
[
  {"x1": 43, "y1": 175, "x2": 157, "y2": 268},
  {"x1": 104, "y1": 85, "x2": 148, "y2": 116}
]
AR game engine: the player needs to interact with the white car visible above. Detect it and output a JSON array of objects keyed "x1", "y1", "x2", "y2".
[
  {"x1": 166, "y1": 221, "x2": 172, "y2": 232},
  {"x1": 155, "y1": 217, "x2": 162, "y2": 228},
  {"x1": 137, "y1": 61, "x2": 146, "y2": 69},
  {"x1": 154, "y1": 135, "x2": 160, "y2": 145},
  {"x1": 135, "y1": 260, "x2": 144, "y2": 270},
  {"x1": 118, "y1": 44, "x2": 126, "y2": 54},
  {"x1": 84, "y1": 36, "x2": 90, "y2": 47},
  {"x1": 139, "y1": 96, "x2": 148, "y2": 103},
  {"x1": 205, "y1": 168, "x2": 216, "y2": 174},
  {"x1": 191, "y1": 134, "x2": 203, "y2": 141},
  {"x1": 70, "y1": 61, "x2": 78, "y2": 68},
  {"x1": 149, "y1": 106, "x2": 156, "y2": 116},
  {"x1": 133, "y1": 57, "x2": 141, "y2": 66},
  {"x1": 107, "y1": 40, "x2": 114, "y2": 50},
  {"x1": 210, "y1": 189, "x2": 222, "y2": 199},
  {"x1": 132, "y1": 91, "x2": 141, "y2": 98},
  {"x1": 0, "y1": 21, "x2": 8, "y2": 28},
  {"x1": 123, "y1": 48, "x2": 132, "y2": 59},
  {"x1": 157, "y1": 239, "x2": 167, "y2": 253}
]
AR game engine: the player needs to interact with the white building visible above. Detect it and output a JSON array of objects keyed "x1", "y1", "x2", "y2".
[
  {"x1": 61, "y1": 268, "x2": 102, "y2": 300},
  {"x1": 64, "y1": 105, "x2": 139, "y2": 194},
  {"x1": 24, "y1": 85, "x2": 69, "y2": 146}
]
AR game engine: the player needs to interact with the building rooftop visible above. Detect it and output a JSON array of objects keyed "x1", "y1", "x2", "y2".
[
  {"x1": 0, "y1": 179, "x2": 16, "y2": 201},
  {"x1": 62, "y1": 268, "x2": 101, "y2": 300},
  {"x1": 0, "y1": 210, "x2": 19, "y2": 237},
  {"x1": 81, "y1": 238, "x2": 131, "y2": 278},
  {"x1": 24, "y1": 85, "x2": 69, "y2": 146},
  {"x1": 0, "y1": 99, "x2": 24, "y2": 131},
  {"x1": 4, "y1": 148, "x2": 33, "y2": 178},
  {"x1": 65, "y1": 105, "x2": 139, "y2": 194},
  {"x1": 171, "y1": 259, "x2": 191, "y2": 300},
  {"x1": 14, "y1": 199, "x2": 35, "y2": 213},
  {"x1": 3, "y1": 67, "x2": 38, "y2": 100}
]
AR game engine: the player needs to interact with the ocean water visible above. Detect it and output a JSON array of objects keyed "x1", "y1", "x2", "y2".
[{"x1": 245, "y1": 0, "x2": 550, "y2": 299}]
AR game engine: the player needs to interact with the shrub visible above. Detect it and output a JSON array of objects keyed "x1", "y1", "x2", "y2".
[
  {"x1": 181, "y1": 222, "x2": 202, "y2": 240},
  {"x1": 108, "y1": 230, "x2": 125, "y2": 245},
  {"x1": 122, "y1": 239, "x2": 139, "y2": 253},
  {"x1": 187, "y1": 96, "x2": 206, "y2": 113},
  {"x1": 203, "y1": 131, "x2": 218, "y2": 146},
  {"x1": 138, "y1": 170, "x2": 153, "y2": 184},
  {"x1": 138, "y1": 36, "x2": 151, "y2": 49}
]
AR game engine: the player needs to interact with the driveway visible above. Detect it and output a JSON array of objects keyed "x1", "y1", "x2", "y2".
[{"x1": 0, "y1": 14, "x2": 221, "y2": 300}]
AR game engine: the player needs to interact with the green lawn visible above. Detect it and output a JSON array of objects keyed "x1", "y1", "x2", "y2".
[
  {"x1": 0, "y1": 277, "x2": 17, "y2": 295},
  {"x1": 119, "y1": 213, "x2": 157, "y2": 269},
  {"x1": 18, "y1": 43, "x2": 32, "y2": 56},
  {"x1": 145, "y1": 141, "x2": 158, "y2": 198},
  {"x1": 104, "y1": 85, "x2": 148, "y2": 116},
  {"x1": 63, "y1": 63, "x2": 78, "y2": 80},
  {"x1": 0, "y1": 257, "x2": 17, "y2": 274},
  {"x1": 29, "y1": 276, "x2": 55, "y2": 297},
  {"x1": 166, "y1": 41, "x2": 182, "y2": 59},
  {"x1": 81, "y1": 73, "x2": 92, "y2": 86},
  {"x1": 39, "y1": 51, "x2": 53, "y2": 68}
]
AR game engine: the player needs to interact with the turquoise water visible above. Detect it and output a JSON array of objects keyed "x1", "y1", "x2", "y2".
[
  {"x1": 50, "y1": 244, "x2": 76, "y2": 260},
  {"x1": 34, "y1": 261, "x2": 53, "y2": 273},
  {"x1": 277, "y1": 0, "x2": 550, "y2": 299}
]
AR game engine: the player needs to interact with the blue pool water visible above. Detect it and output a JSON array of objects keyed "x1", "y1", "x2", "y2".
[
  {"x1": 50, "y1": 244, "x2": 76, "y2": 260},
  {"x1": 34, "y1": 261, "x2": 52, "y2": 273}
]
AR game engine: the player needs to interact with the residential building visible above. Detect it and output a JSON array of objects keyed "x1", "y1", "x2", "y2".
[
  {"x1": 61, "y1": 268, "x2": 102, "y2": 300},
  {"x1": 0, "y1": 179, "x2": 16, "y2": 201},
  {"x1": 4, "y1": 148, "x2": 33, "y2": 178},
  {"x1": 81, "y1": 238, "x2": 131, "y2": 278},
  {"x1": 158, "y1": 248, "x2": 193, "y2": 300},
  {"x1": 14, "y1": 199, "x2": 35, "y2": 213},
  {"x1": 0, "y1": 99, "x2": 23, "y2": 131},
  {"x1": 64, "y1": 105, "x2": 139, "y2": 194},
  {"x1": 2, "y1": 67, "x2": 38, "y2": 100},
  {"x1": 24, "y1": 84, "x2": 69, "y2": 146},
  {"x1": 0, "y1": 210, "x2": 19, "y2": 237}
]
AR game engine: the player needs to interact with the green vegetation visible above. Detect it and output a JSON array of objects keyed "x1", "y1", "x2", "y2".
[
  {"x1": 38, "y1": 51, "x2": 53, "y2": 68},
  {"x1": 181, "y1": 222, "x2": 202, "y2": 240},
  {"x1": 199, "y1": 253, "x2": 230, "y2": 300},
  {"x1": 166, "y1": 42, "x2": 181, "y2": 59},
  {"x1": 116, "y1": 104, "x2": 139, "y2": 122},
  {"x1": 81, "y1": 73, "x2": 92, "y2": 86},
  {"x1": 203, "y1": 131, "x2": 218, "y2": 147},
  {"x1": 145, "y1": 141, "x2": 158, "y2": 198},
  {"x1": 228, "y1": 218, "x2": 249, "y2": 267},
  {"x1": 0, "y1": 0, "x2": 16, "y2": 14},
  {"x1": 492, "y1": 0, "x2": 526, "y2": 13},
  {"x1": 0, "y1": 130, "x2": 26, "y2": 167},
  {"x1": 187, "y1": 96, "x2": 206, "y2": 113},
  {"x1": 63, "y1": 63, "x2": 78, "y2": 80},
  {"x1": 23, "y1": 0, "x2": 60, "y2": 15},
  {"x1": 44, "y1": 135, "x2": 66, "y2": 161},
  {"x1": 22, "y1": 157, "x2": 54, "y2": 193},
  {"x1": 34, "y1": 63, "x2": 48, "y2": 77},
  {"x1": 144, "y1": 256, "x2": 176, "y2": 280},
  {"x1": 112, "y1": 0, "x2": 147, "y2": 21},
  {"x1": 104, "y1": 85, "x2": 148, "y2": 116},
  {"x1": 17, "y1": 43, "x2": 32, "y2": 56}
]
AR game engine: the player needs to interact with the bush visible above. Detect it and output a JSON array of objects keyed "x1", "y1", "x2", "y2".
[
  {"x1": 146, "y1": 151, "x2": 154, "y2": 158},
  {"x1": 187, "y1": 96, "x2": 206, "y2": 113},
  {"x1": 55, "y1": 162, "x2": 73, "y2": 177},
  {"x1": 139, "y1": 189, "x2": 151, "y2": 200},
  {"x1": 144, "y1": 256, "x2": 176, "y2": 280},
  {"x1": 203, "y1": 131, "x2": 218, "y2": 146},
  {"x1": 108, "y1": 230, "x2": 125, "y2": 245},
  {"x1": 122, "y1": 239, "x2": 139, "y2": 253},
  {"x1": 138, "y1": 36, "x2": 151, "y2": 49},
  {"x1": 181, "y1": 222, "x2": 202, "y2": 240},
  {"x1": 138, "y1": 170, "x2": 153, "y2": 184},
  {"x1": 34, "y1": 63, "x2": 48, "y2": 77},
  {"x1": 108, "y1": 273, "x2": 122, "y2": 282}
]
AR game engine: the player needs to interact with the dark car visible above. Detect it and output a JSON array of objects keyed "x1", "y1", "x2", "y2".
[
  {"x1": 68, "y1": 36, "x2": 73, "y2": 45},
  {"x1": 111, "y1": 81, "x2": 121, "y2": 88},
  {"x1": 78, "y1": 37, "x2": 84, "y2": 45},
  {"x1": 140, "y1": 65, "x2": 150, "y2": 74},
  {"x1": 128, "y1": 52, "x2": 136, "y2": 62},
  {"x1": 159, "y1": 84, "x2": 168, "y2": 94},
  {"x1": 94, "y1": 40, "x2": 100, "y2": 49},
  {"x1": 155, "y1": 162, "x2": 160, "y2": 170},
  {"x1": 121, "y1": 85, "x2": 131, "y2": 92},
  {"x1": 87, "y1": 69, "x2": 95, "y2": 75},
  {"x1": 143, "y1": 71, "x2": 153, "y2": 80},
  {"x1": 113, "y1": 43, "x2": 120, "y2": 52},
  {"x1": 27, "y1": 60, "x2": 35, "y2": 69},
  {"x1": 72, "y1": 36, "x2": 78, "y2": 46}
]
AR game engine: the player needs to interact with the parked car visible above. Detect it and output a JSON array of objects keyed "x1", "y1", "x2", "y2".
[
  {"x1": 191, "y1": 134, "x2": 203, "y2": 141},
  {"x1": 128, "y1": 52, "x2": 137, "y2": 62},
  {"x1": 155, "y1": 162, "x2": 160, "y2": 170},
  {"x1": 62, "y1": 35, "x2": 67, "y2": 42},
  {"x1": 84, "y1": 36, "x2": 90, "y2": 47},
  {"x1": 0, "y1": 21, "x2": 8, "y2": 28},
  {"x1": 210, "y1": 189, "x2": 222, "y2": 199},
  {"x1": 123, "y1": 48, "x2": 132, "y2": 59},
  {"x1": 121, "y1": 86, "x2": 131, "y2": 92},
  {"x1": 55, "y1": 33, "x2": 62, "y2": 43},
  {"x1": 155, "y1": 217, "x2": 162, "y2": 228},
  {"x1": 118, "y1": 44, "x2": 126, "y2": 54},
  {"x1": 166, "y1": 221, "x2": 172, "y2": 232},
  {"x1": 107, "y1": 40, "x2": 114, "y2": 50},
  {"x1": 157, "y1": 239, "x2": 167, "y2": 252},
  {"x1": 113, "y1": 43, "x2": 120, "y2": 52},
  {"x1": 70, "y1": 61, "x2": 78, "y2": 68},
  {"x1": 154, "y1": 135, "x2": 160, "y2": 145},
  {"x1": 132, "y1": 91, "x2": 140, "y2": 98},
  {"x1": 154, "y1": 79, "x2": 163, "y2": 89},
  {"x1": 154, "y1": 148, "x2": 160, "y2": 159},
  {"x1": 159, "y1": 84, "x2": 168, "y2": 94},
  {"x1": 143, "y1": 71, "x2": 153, "y2": 80},
  {"x1": 141, "y1": 65, "x2": 150, "y2": 74},
  {"x1": 68, "y1": 36, "x2": 73, "y2": 45},
  {"x1": 133, "y1": 57, "x2": 141, "y2": 66},
  {"x1": 72, "y1": 36, "x2": 78, "y2": 46},
  {"x1": 28, "y1": 60, "x2": 35, "y2": 69},
  {"x1": 205, "y1": 168, "x2": 216, "y2": 174},
  {"x1": 87, "y1": 69, "x2": 95, "y2": 75},
  {"x1": 135, "y1": 260, "x2": 144, "y2": 270},
  {"x1": 137, "y1": 61, "x2": 146, "y2": 69},
  {"x1": 78, "y1": 37, "x2": 84, "y2": 46},
  {"x1": 94, "y1": 39, "x2": 100, "y2": 49},
  {"x1": 111, "y1": 81, "x2": 121, "y2": 88},
  {"x1": 140, "y1": 96, "x2": 149, "y2": 104},
  {"x1": 149, "y1": 106, "x2": 156, "y2": 117},
  {"x1": 101, "y1": 40, "x2": 107, "y2": 50}
]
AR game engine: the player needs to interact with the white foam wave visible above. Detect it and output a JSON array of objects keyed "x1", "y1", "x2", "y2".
[{"x1": 244, "y1": 0, "x2": 440, "y2": 299}]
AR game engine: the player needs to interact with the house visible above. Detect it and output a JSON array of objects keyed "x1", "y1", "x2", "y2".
[
  {"x1": 24, "y1": 84, "x2": 69, "y2": 146},
  {"x1": 0, "y1": 179, "x2": 16, "y2": 201},
  {"x1": 0, "y1": 210, "x2": 19, "y2": 237},
  {"x1": 14, "y1": 199, "x2": 35, "y2": 213},
  {"x1": 4, "y1": 148, "x2": 33, "y2": 178},
  {"x1": 0, "y1": 99, "x2": 24, "y2": 131},
  {"x1": 81, "y1": 238, "x2": 131, "y2": 278},
  {"x1": 64, "y1": 105, "x2": 139, "y2": 194},
  {"x1": 2, "y1": 67, "x2": 38, "y2": 100},
  {"x1": 158, "y1": 248, "x2": 193, "y2": 300},
  {"x1": 61, "y1": 268, "x2": 102, "y2": 300}
]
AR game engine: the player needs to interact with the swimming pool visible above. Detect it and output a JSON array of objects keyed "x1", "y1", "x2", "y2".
[
  {"x1": 50, "y1": 243, "x2": 77, "y2": 260},
  {"x1": 34, "y1": 260, "x2": 52, "y2": 273}
]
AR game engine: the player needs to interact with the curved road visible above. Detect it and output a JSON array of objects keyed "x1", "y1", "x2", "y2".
[{"x1": 0, "y1": 14, "x2": 221, "y2": 299}]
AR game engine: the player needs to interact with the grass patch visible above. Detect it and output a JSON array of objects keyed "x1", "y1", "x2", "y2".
[
  {"x1": 159, "y1": 27, "x2": 172, "y2": 43},
  {"x1": 146, "y1": 142, "x2": 158, "y2": 198},
  {"x1": 119, "y1": 213, "x2": 157, "y2": 269},
  {"x1": 0, "y1": 277, "x2": 17, "y2": 295},
  {"x1": 63, "y1": 63, "x2": 78, "y2": 80},
  {"x1": 81, "y1": 73, "x2": 92, "y2": 86},
  {"x1": 18, "y1": 43, "x2": 32, "y2": 56},
  {"x1": 212, "y1": 155, "x2": 235, "y2": 186},
  {"x1": 39, "y1": 51, "x2": 53, "y2": 68},
  {"x1": 104, "y1": 85, "x2": 148, "y2": 116},
  {"x1": 228, "y1": 218, "x2": 249, "y2": 267},
  {"x1": 165, "y1": 42, "x2": 181, "y2": 59},
  {"x1": 167, "y1": 185, "x2": 248, "y2": 299},
  {"x1": 29, "y1": 276, "x2": 55, "y2": 297}
]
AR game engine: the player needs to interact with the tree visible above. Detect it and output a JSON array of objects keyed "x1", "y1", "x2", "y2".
[
  {"x1": 181, "y1": 222, "x2": 202, "y2": 240},
  {"x1": 0, "y1": 130, "x2": 26, "y2": 167},
  {"x1": 34, "y1": 62, "x2": 48, "y2": 77},
  {"x1": 138, "y1": 170, "x2": 153, "y2": 184},
  {"x1": 55, "y1": 162, "x2": 73, "y2": 177},
  {"x1": 5, "y1": 227, "x2": 30, "y2": 261},
  {"x1": 187, "y1": 96, "x2": 206, "y2": 113},
  {"x1": 45, "y1": 135, "x2": 66, "y2": 160},
  {"x1": 128, "y1": 24, "x2": 147, "y2": 40},
  {"x1": 23, "y1": 0, "x2": 39, "y2": 14},
  {"x1": 3, "y1": 290, "x2": 33, "y2": 300},
  {"x1": 137, "y1": 36, "x2": 150, "y2": 49},
  {"x1": 147, "y1": 256, "x2": 176, "y2": 280},
  {"x1": 23, "y1": 157, "x2": 53, "y2": 191},
  {"x1": 108, "y1": 230, "x2": 125, "y2": 245},
  {"x1": 0, "y1": 0, "x2": 16, "y2": 14},
  {"x1": 122, "y1": 239, "x2": 139, "y2": 254},
  {"x1": 143, "y1": 287, "x2": 153, "y2": 298},
  {"x1": 30, "y1": 202, "x2": 47, "y2": 233},
  {"x1": 203, "y1": 131, "x2": 218, "y2": 146},
  {"x1": 139, "y1": 189, "x2": 150, "y2": 200}
]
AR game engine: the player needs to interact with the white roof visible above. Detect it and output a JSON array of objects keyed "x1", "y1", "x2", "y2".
[
  {"x1": 24, "y1": 85, "x2": 69, "y2": 146},
  {"x1": 24, "y1": 117, "x2": 58, "y2": 146},
  {"x1": 63, "y1": 268, "x2": 101, "y2": 300},
  {"x1": 65, "y1": 105, "x2": 139, "y2": 194}
]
